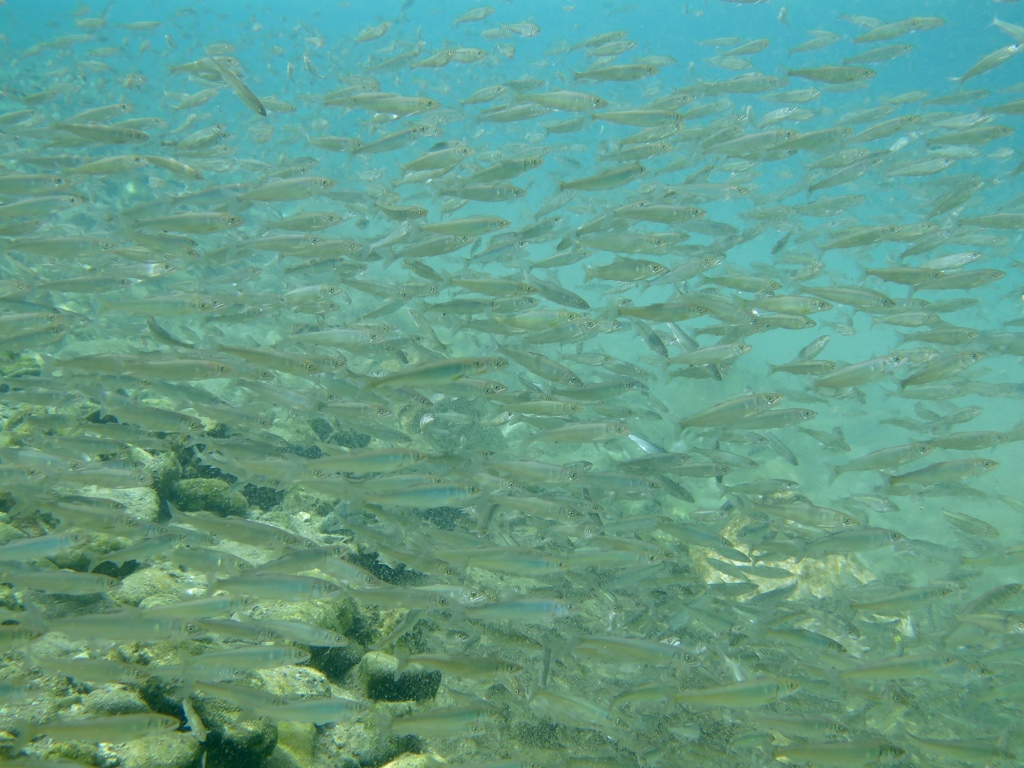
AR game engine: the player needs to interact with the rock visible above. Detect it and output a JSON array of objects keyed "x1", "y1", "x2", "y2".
[
  {"x1": 247, "y1": 594, "x2": 357, "y2": 638},
  {"x1": 309, "y1": 645, "x2": 363, "y2": 683},
  {"x1": 168, "y1": 478, "x2": 248, "y2": 518},
  {"x1": 379, "y1": 754, "x2": 437, "y2": 768},
  {"x1": 113, "y1": 564, "x2": 189, "y2": 607},
  {"x1": 189, "y1": 691, "x2": 277, "y2": 768},
  {"x1": 101, "y1": 486, "x2": 163, "y2": 523},
  {"x1": 113, "y1": 732, "x2": 203, "y2": 768},
  {"x1": 24, "y1": 588, "x2": 115, "y2": 622},
  {"x1": 356, "y1": 651, "x2": 441, "y2": 703},
  {"x1": 132, "y1": 446, "x2": 182, "y2": 497},
  {"x1": 264, "y1": 721, "x2": 316, "y2": 768},
  {"x1": 242, "y1": 593, "x2": 362, "y2": 682},
  {"x1": 252, "y1": 664, "x2": 333, "y2": 700},
  {"x1": 0, "y1": 521, "x2": 26, "y2": 545},
  {"x1": 80, "y1": 685, "x2": 151, "y2": 716},
  {"x1": 27, "y1": 741, "x2": 98, "y2": 767},
  {"x1": 244, "y1": 665, "x2": 334, "y2": 768},
  {"x1": 316, "y1": 714, "x2": 413, "y2": 768}
]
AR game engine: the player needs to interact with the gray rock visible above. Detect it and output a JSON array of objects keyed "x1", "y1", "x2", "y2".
[
  {"x1": 379, "y1": 754, "x2": 437, "y2": 768},
  {"x1": 80, "y1": 685, "x2": 151, "y2": 716},
  {"x1": 113, "y1": 732, "x2": 203, "y2": 768},
  {"x1": 93, "y1": 486, "x2": 163, "y2": 524},
  {"x1": 112, "y1": 564, "x2": 189, "y2": 607}
]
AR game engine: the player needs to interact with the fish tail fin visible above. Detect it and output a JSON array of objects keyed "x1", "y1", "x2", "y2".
[
  {"x1": 855, "y1": 263, "x2": 870, "y2": 286},
  {"x1": 82, "y1": 548, "x2": 107, "y2": 573},
  {"x1": 20, "y1": 597, "x2": 48, "y2": 633},
  {"x1": 437, "y1": 267, "x2": 453, "y2": 292},
  {"x1": 827, "y1": 465, "x2": 841, "y2": 485},
  {"x1": 166, "y1": 499, "x2": 186, "y2": 522}
]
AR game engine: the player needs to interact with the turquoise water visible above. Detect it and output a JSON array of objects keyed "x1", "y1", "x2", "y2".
[{"x1": 0, "y1": 1, "x2": 1022, "y2": 767}]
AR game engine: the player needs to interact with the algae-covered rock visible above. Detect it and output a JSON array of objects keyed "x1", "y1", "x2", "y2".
[
  {"x1": 247, "y1": 594, "x2": 357, "y2": 638},
  {"x1": 251, "y1": 664, "x2": 332, "y2": 700},
  {"x1": 190, "y1": 691, "x2": 277, "y2": 768},
  {"x1": 25, "y1": 588, "x2": 115, "y2": 622},
  {"x1": 243, "y1": 592, "x2": 362, "y2": 682},
  {"x1": 318, "y1": 708, "x2": 416, "y2": 768},
  {"x1": 309, "y1": 644, "x2": 363, "y2": 683},
  {"x1": 357, "y1": 651, "x2": 441, "y2": 703},
  {"x1": 242, "y1": 665, "x2": 334, "y2": 768},
  {"x1": 26, "y1": 741, "x2": 98, "y2": 767},
  {"x1": 0, "y1": 521, "x2": 26, "y2": 545},
  {"x1": 132, "y1": 446, "x2": 183, "y2": 498},
  {"x1": 116, "y1": 731, "x2": 203, "y2": 768},
  {"x1": 168, "y1": 478, "x2": 248, "y2": 518},
  {"x1": 113, "y1": 564, "x2": 189, "y2": 607},
  {"x1": 264, "y1": 721, "x2": 316, "y2": 768}
]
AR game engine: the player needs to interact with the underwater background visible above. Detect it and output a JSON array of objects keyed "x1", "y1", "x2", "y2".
[{"x1": 0, "y1": 0, "x2": 1021, "y2": 767}]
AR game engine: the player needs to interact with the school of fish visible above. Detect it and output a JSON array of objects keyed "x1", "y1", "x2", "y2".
[{"x1": 0, "y1": 2, "x2": 1021, "y2": 767}]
